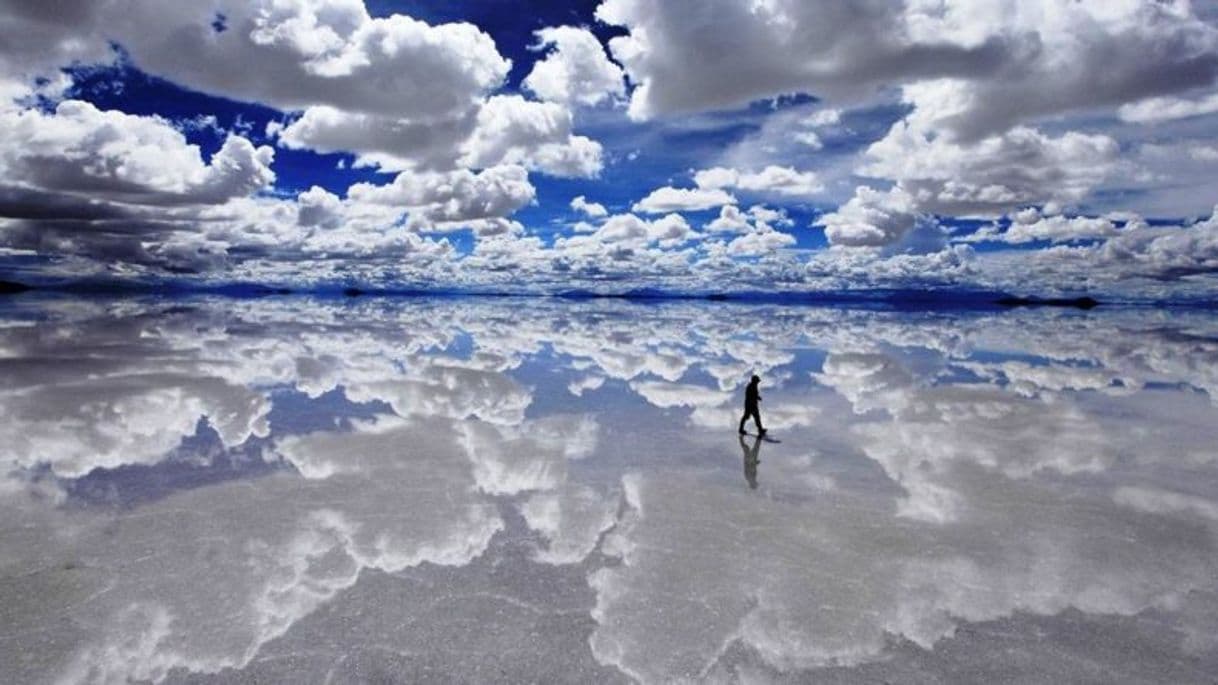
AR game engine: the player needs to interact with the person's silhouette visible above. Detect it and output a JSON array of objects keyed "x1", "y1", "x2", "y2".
[
  {"x1": 739, "y1": 434, "x2": 761, "y2": 489},
  {"x1": 738, "y1": 374, "x2": 766, "y2": 436}
]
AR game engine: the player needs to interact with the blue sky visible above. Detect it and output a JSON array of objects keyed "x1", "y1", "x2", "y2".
[{"x1": 2, "y1": 1, "x2": 1218, "y2": 298}]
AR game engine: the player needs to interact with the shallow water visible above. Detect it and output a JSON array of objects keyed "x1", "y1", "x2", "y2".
[{"x1": 1, "y1": 295, "x2": 1217, "y2": 683}]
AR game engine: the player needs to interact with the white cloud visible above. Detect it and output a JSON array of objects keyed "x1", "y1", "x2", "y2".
[
  {"x1": 725, "y1": 228, "x2": 796, "y2": 256},
  {"x1": 592, "y1": 0, "x2": 1218, "y2": 260},
  {"x1": 296, "y1": 185, "x2": 344, "y2": 228},
  {"x1": 545, "y1": 211, "x2": 705, "y2": 278},
  {"x1": 130, "y1": 2, "x2": 509, "y2": 121},
  {"x1": 819, "y1": 121, "x2": 1123, "y2": 248},
  {"x1": 594, "y1": 0, "x2": 1010, "y2": 121},
  {"x1": 2, "y1": 0, "x2": 1218, "y2": 296},
  {"x1": 791, "y1": 108, "x2": 841, "y2": 149},
  {"x1": 632, "y1": 187, "x2": 736, "y2": 214},
  {"x1": 703, "y1": 204, "x2": 797, "y2": 255},
  {"x1": 597, "y1": 2, "x2": 1214, "y2": 130},
  {"x1": 347, "y1": 164, "x2": 535, "y2": 228},
  {"x1": 570, "y1": 195, "x2": 608, "y2": 218},
  {"x1": 275, "y1": 94, "x2": 603, "y2": 178},
  {"x1": 459, "y1": 95, "x2": 603, "y2": 178},
  {"x1": 817, "y1": 187, "x2": 918, "y2": 248},
  {"x1": 863, "y1": 121, "x2": 1122, "y2": 217},
  {"x1": 695, "y1": 165, "x2": 823, "y2": 199},
  {"x1": 748, "y1": 205, "x2": 793, "y2": 227},
  {"x1": 570, "y1": 212, "x2": 696, "y2": 249},
  {"x1": 0, "y1": 100, "x2": 274, "y2": 204},
  {"x1": 803, "y1": 108, "x2": 841, "y2": 127},
  {"x1": 646, "y1": 213, "x2": 696, "y2": 247},
  {"x1": 272, "y1": 104, "x2": 478, "y2": 171},
  {"x1": 1095, "y1": 206, "x2": 1218, "y2": 278},
  {"x1": 522, "y1": 26, "x2": 626, "y2": 107},
  {"x1": 706, "y1": 205, "x2": 751, "y2": 234},
  {"x1": 793, "y1": 131, "x2": 823, "y2": 149},
  {"x1": 1119, "y1": 91, "x2": 1218, "y2": 123},
  {"x1": 966, "y1": 211, "x2": 1120, "y2": 245},
  {"x1": 0, "y1": 3, "x2": 607, "y2": 188}
]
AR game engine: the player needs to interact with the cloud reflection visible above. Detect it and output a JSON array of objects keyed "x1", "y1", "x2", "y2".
[{"x1": 0, "y1": 296, "x2": 1216, "y2": 682}]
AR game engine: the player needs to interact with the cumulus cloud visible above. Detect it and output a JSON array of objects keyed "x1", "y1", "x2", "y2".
[
  {"x1": 705, "y1": 205, "x2": 752, "y2": 234},
  {"x1": 1094, "y1": 206, "x2": 1218, "y2": 279},
  {"x1": 695, "y1": 165, "x2": 823, "y2": 199},
  {"x1": 597, "y1": 1, "x2": 1218, "y2": 133},
  {"x1": 818, "y1": 122, "x2": 1122, "y2": 248},
  {"x1": 632, "y1": 187, "x2": 735, "y2": 214},
  {"x1": 556, "y1": 212, "x2": 697, "y2": 254},
  {"x1": 133, "y1": 2, "x2": 508, "y2": 120},
  {"x1": 271, "y1": 104, "x2": 478, "y2": 171},
  {"x1": 7, "y1": 2, "x2": 512, "y2": 138},
  {"x1": 274, "y1": 94, "x2": 603, "y2": 177},
  {"x1": 706, "y1": 205, "x2": 793, "y2": 235},
  {"x1": 590, "y1": 0, "x2": 1218, "y2": 268},
  {"x1": 0, "y1": 100, "x2": 274, "y2": 205},
  {"x1": 459, "y1": 95, "x2": 603, "y2": 178},
  {"x1": 724, "y1": 227, "x2": 796, "y2": 256},
  {"x1": 0, "y1": 99, "x2": 282, "y2": 273},
  {"x1": 817, "y1": 187, "x2": 918, "y2": 248},
  {"x1": 523, "y1": 26, "x2": 626, "y2": 107},
  {"x1": 949, "y1": 205, "x2": 1218, "y2": 292},
  {"x1": 1119, "y1": 91, "x2": 1218, "y2": 123},
  {"x1": 965, "y1": 209, "x2": 1122, "y2": 245},
  {"x1": 594, "y1": 0, "x2": 1013, "y2": 121},
  {"x1": 864, "y1": 122, "x2": 1122, "y2": 215},
  {"x1": 249, "y1": 24, "x2": 607, "y2": 183},
  {"x1": 347, "y1": 164, "x2": 535, "y2": 227},
  {"x1": 2, "y1": 0, "x2": 1217, "y2": 296},
  {"x1": 570, "y1": 195, "x2": 608, "y2": 219}
]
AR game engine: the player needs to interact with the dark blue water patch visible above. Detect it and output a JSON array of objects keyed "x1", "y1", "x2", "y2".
[
  {"x1": 444, "y1": 331, "x2": 476, "y2": 360},
  {"x1": 939, "y1": 364, "x2": 994, "y2": 386},
  {"x1": 668, "y1": 357, "x2": 731, "y2": 386},
  {"x1": 266, "y1": 386, "x2": 394, "y2": 436},
  {"x1": 61, "y1": 419, "x2": 284, "y2": 510},
  {"x1": 883, "y1": 343, "x2": 951, "y2": 379},
  {"x1": 514, "y1": 354, "x2": 640, "y2": 420},
  {"x1": 781, "y1": 348, "x2": 831, "y2": 384},
  {"x1": 963, "y1": 350, "x2": 1077, "y2": 367}
]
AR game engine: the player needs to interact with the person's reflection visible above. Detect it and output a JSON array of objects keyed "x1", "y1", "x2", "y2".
[{"x1": 738, "y1": 434, "x2": 762, "y2": 489}]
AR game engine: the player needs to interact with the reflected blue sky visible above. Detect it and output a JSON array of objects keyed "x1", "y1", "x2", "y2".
[{"x1": 1, "y1": 295, "x2": 1217, "y2": 682}]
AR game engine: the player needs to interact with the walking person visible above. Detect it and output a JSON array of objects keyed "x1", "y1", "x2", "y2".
[{"x1": 738, "y1": 374, "x2": 766, "y2": 436}]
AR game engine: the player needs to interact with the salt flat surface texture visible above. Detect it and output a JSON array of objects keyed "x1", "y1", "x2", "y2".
[{"x1": 1, "y1": 295, "x2": 1217, "y2": 684}]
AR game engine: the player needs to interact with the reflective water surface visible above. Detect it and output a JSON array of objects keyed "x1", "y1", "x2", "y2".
[{"x1": 2, "y1": 295, "x2": 1217, "y2": 683}]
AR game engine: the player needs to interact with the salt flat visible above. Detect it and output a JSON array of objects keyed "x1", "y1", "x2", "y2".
[{"x1": 1, "y1": 295, "x2": 1216, "y2": 683}]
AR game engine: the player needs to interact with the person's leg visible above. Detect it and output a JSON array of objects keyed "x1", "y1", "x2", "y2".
[
  {"x1": 738, "y1": 410, "x2": 748, "y2": 434},
  {"x1": 752, "y1": 408, "x2": 765, "y2": 433}
]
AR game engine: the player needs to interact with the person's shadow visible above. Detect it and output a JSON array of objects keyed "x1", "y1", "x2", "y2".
[{"x1": 738, "y1": 434, "x2": 762, "y2": 489}]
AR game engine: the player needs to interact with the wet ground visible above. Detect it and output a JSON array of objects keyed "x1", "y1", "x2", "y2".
[{"x1": 1, "y1": 295, "x2": 1216, "y2": 683}]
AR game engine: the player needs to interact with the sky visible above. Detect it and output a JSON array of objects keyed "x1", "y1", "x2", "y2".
[{"x1": 1, "y1": 0, "x2": 1218, "y2": 298}]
